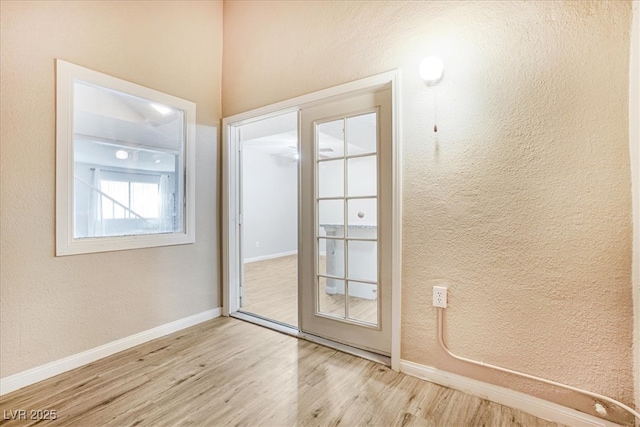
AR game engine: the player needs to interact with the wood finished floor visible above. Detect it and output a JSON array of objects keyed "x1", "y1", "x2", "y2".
[
  {"x1": 0, "y1": 317, "x2": 564, "y2": 427},
  {"x1": 242, "y1": 255, "x2": 378, "y2": 327}
]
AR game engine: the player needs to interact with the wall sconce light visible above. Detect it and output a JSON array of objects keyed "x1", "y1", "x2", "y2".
[
  {"x1": 419, "y1": 56, "x2": 444, "y2": 86},
  {"x1": 420, "y1": 56, "x2": 444, "y2": 132}
]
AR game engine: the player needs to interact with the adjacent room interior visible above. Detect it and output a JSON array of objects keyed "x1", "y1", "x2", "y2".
[
  {"x1": 238, "y1": 111, "x2": 300, "y2": 326},
  {"x1": 237, "y1": 109, "x2": 382, "y2": 329}
]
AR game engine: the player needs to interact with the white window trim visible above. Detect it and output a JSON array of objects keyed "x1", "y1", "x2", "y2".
[{"x1": 55, "y1": 59, "x2": 196, "y2": 256}]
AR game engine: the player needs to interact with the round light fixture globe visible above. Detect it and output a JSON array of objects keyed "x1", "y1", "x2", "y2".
[
  {"x1": 115, "y1": 149, "x2": 129, "y2": 160},
  {"x1": 419, "y1": 56, "x2": 444, "y2": 86}
]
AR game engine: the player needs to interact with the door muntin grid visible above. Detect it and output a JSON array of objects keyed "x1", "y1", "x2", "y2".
[{"x1": 315, "y1": 110, "x2": 380, "y2": 328}]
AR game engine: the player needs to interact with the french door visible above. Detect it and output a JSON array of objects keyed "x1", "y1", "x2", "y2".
[{"x1": 299, "y1": 88, "x2": 392, "y2": 355}]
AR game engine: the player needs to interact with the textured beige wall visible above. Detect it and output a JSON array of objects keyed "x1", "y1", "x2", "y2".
[
  {"x1": 630, "y1": 1, "x2": 640, "y2": 416},
  {"x1": 0, "y1": 1, "x2": 222, "y2": 377},
  {"x1": 223, "y1": 0, "x2": 635, "y2": 422}
]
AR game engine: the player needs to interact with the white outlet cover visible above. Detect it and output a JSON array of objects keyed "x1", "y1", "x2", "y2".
[{"x1": 433, "y1": 285, "x2": 447, "y2": 308}]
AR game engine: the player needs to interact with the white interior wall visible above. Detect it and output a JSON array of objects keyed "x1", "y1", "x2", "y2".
[{"x1": 241, "y1": 147, "x2": 298, "y2": 261}]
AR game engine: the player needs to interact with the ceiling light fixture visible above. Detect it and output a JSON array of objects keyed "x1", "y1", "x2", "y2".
[{"x1": 115, "y1": 149, "x2": 129, "y2": 160}]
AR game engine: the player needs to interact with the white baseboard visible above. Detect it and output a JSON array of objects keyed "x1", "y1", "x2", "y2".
[
  {"x1": 244, "y1": 250, "x2": 297, "y2": 264},
  {"x1": 399, "y1": 360, "x2": 622, "y2": 427},
  {"x1": 0, "y1": 308, "x2": 221, "y2": 396}
]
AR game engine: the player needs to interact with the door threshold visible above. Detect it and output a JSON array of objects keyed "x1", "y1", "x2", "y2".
[
  {"x1": 298, "y1": 331, "x2": 391, "y2": 366},
  {"x1": 230, "y1": 311, "x2": 390, "y2": 367},
  {"x1": 232, "y1": 311, "x2": 299, "y2": 337}
]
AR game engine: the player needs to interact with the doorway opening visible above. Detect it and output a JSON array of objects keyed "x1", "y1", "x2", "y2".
[
  {"x1": 237, "y1": 111, "x2": 299, "y2": 327},
  {"x1": 223, "y1": 71, "x2": 402, "y2": 368}
]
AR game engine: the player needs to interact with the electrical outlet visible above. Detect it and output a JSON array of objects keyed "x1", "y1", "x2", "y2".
[
  {"x1": 433, "y1": 286, "x2": 447, "y2": 308},
  {"x1": 255, "y1": 241, "x2": 260, "y2": 248}
]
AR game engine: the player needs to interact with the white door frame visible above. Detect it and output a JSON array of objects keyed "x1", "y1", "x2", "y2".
[{"x1": 222, "y1": 70, "x2": 403, "y2": 370}]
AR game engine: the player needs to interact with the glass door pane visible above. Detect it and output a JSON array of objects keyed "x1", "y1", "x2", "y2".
[{"x1": 315, "y1": 112, "x2": 379, "y2": 327}]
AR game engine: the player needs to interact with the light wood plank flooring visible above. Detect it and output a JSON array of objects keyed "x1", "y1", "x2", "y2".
[
  {"x1": 242, "y1": 255, "x2": 378, "y2": 327},
  {"x1": 242, "y1": 255, "x2": 299, "y2": 326},
  {"x1": 0, "y1": 317, "x2": 564, "y2": 427}
]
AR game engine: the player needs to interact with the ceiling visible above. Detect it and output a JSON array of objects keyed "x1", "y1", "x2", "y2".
[{"x1": 73, "y1": 81, "x2": 183, "y2": 172}]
